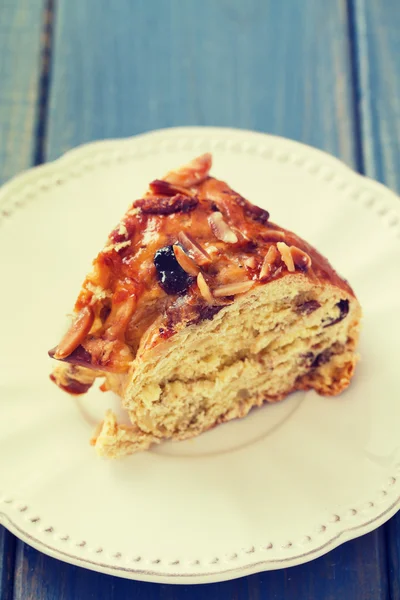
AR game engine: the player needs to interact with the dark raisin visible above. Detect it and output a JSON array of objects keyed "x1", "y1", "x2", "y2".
[
  {"x1": 312, "y1": 349, "x2": 333, "y2": 368},
  {"x1": 296, "y1": 300, "x2": 321, "y2": 315},
  {"x1": 323, "y1": 299, "x2": 350, "y2": 328},
  {"x1": 299, "y1": 351, "x2": 315, "y2": 367},
  {"x1": 337, "y1": 299, "x2": 349, "y2": 319},
  {"x1": 154, "y1": 245, "x2": 194, "y2": 295}
]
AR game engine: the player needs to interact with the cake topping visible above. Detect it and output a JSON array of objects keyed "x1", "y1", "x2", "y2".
[
  {"x1": 54, "y1": 306, "x2": 94, "y2": 359},
  {"x1": 208, "y1": 211, "x2": 238, "y2": 243},
  {"x1": 177, "y1": 231, "x2": 212, "y2": 266},
  {"x1": 197, "y1": 272, "x2": 214, "y2": 304},
  {"x1": 164, "y1": 152, "x2": 212, "y2": 187},
  {"x1": 134, "y1": 194, "x2": 198, "y2": 215},
  {"x1": 277, "y1": 242, "x2": 295, "y2": 272},
  {"x1": 51, "y1": 152, "x2": 356, "y2": 377},
  {"x1": 290, "y1": 246, "x2": 312, "y2": 271},
  {"x1": 259, "y1": 245, "x2": 280, "y2": 280},
  {"x1": 154, "y1": 245, "x2": 194, "y2": 295},
  {"x1": 149, "y1": 179, "x2": 194, "y2": 197},
  {"x1": 173, "y1": 245, "x2": 200, "y2": 276},
  {"x1": 260, "y1": 229, "x2": 285, "y2": 242}
]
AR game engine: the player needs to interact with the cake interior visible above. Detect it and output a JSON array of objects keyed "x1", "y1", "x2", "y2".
[{"x1": 89, "y1": 274, "x2": 359, "y2": 457}]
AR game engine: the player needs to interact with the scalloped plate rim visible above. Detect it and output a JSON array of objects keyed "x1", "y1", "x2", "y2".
[
  {"x1": 1, "y1": 496, "x2": 400, "y2": 584},
  {"x1": 0, "y1": 127, "x2": 399, "y2": 210},
  {"x1": 0, "y1": 126, "x2": 399, "y2": 584}
]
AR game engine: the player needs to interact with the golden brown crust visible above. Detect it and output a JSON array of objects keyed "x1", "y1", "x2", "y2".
[{"x1": 50, "y1": 153, "x2": 355, "y2": 378}]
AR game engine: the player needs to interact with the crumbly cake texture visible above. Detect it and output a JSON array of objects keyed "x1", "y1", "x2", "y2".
[{"x1": 49, "y1": 153, "x2": 361, "y2": 458}]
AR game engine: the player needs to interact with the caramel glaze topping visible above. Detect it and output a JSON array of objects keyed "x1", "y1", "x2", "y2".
[{"x1": 49, "y1": 153, "x2": 354, "y2": 376}]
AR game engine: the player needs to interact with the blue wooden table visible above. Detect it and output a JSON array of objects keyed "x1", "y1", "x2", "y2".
[{"x1": 0, "y1": 1, "x2": 399, "y2": 598}]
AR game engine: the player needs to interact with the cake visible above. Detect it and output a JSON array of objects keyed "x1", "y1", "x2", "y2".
[{"x1": 49, "y1": 153, "x2": 361, "y2": 458}]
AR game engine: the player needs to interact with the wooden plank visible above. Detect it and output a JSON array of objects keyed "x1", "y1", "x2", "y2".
[
  {"x1": 0, "y1": 528, "x2": 16, "y2": 600},
  {"x1": 353, "y1": 0, "x2": 400, "y2": 191},
  {"x1": 0, "y1": 1, "x2": 46, "y2": 599},
  {"x1": 352, "y1": 2, "x2": 400, "y2": 599},
  {"x1": 46, "y1": 0, "x2": 358, "y2": 165},
  {"x1": 0, "y1": 0, "x2": 46, "y2": 185},
  {"x1": 12, "y1": 0, "x2": 390, "y2": 598},
  {"x1": 12, "y1": 531, "x2": 389, "y2": 600}
]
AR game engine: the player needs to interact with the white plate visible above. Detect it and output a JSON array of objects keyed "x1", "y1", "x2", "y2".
[{"x1": 1, "y1": 127, "x2": 400, "y2": 584}]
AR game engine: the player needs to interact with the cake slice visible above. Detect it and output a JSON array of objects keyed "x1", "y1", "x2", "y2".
[{"x1": 49, "y1": 153, "x2": 361, "y2": 458}]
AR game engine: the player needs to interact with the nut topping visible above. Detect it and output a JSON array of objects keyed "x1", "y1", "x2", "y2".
[
  {"x1": 213, "y1": 280, "x2": 254, "y2": 297},
  {"x1": 173, "y1": 245, "x2": 200, "y2": 276},
  {"x1": 277, "y1": 242, "x2": 295, "y2": 272},
  {"x1": 134, "y1": 194, "x2": 198, "y2": 215},
  {"x1": 165, "y1": 153, "x2": 212, "y2": 187},
  {"x1": 54, "y1": 306, "x2": 95, "y2": 359},
  {"x1": 244, "y1": 256, "x2": 257, "y2": 269},
  {"x1": 208, "y1": 212, "x2": 238, "y2": 244},
  {"x1": 177, "y1": 232, "x2": 212, "y2": 266},
  {"x1": 259, "y1": 245, "x2": 280, "y2": 280},
  {"x1": 149, "y1": 179, "x2": 194, "y2": 197},
  {"x1": 197, "y1": 273, "x2": 214, "y2": 304},
  {"x1": 105, "y1": 295, "x2": 136, "y2": 340},
  {"x1": 261, "y1": 230, "x2": 285, "y2": 242},
  {"x1": 290, "y1": 246, "x2": 312, "y2": 271}
]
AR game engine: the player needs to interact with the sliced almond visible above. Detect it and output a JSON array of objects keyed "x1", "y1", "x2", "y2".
[
  {"x1": 173, "y1": 244, "x2": 200, "y2": 276},
  {"x1": 54, "y1": 306, "x2": 95, "y2": 359},
  {"x1": 208, "y1": 212, "x2": 238, "y2": 243},
  {"x1": 277, "y1": 242, "x2": 295, "y2": 272},
  {"x1": 164, "y1": 153, "x2": 212, "y2": 187},
  {"x1": 213, "y1": 280, "x2": 254, "y2": 297},
  {"x1": 290, "y1": 246, "x2": 312, "y2": 271},
  {"x1": 259, "y1": 245, "x2": 280, "y2": 280},
  {"x1": 197, "y1": 273, "x2": 214, "y2": 304},
  {"x1": 244, "y1": 257, "x2": 257, "y2": 269},
  {"x1": 178, "y1": 231, "x2": 212, "y2": 266},
  {"x1": 261, "y1": 230, "x2": 285, "y2": 242},
  {"x1": 149, "y1": 179, "x2": 194, "y2": 197},
  {"x1": 104, "y1": 295, "x2": 136, "y2": 340}
]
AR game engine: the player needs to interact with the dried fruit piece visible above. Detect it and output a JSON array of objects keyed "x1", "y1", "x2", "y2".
[
  {"x1": 295, "y1": 300, "x2": 321, "y2": 315},
  {"x1": 208, "y1": 212, "x2": 238, "y2": 243},
  {"x1": 290, "y1": 246, "x2": 312, "y2": 271},
  {"x1": 213, "y1": 280, "x2": 254, "y2": 297},
  {"x1": 312, "y1": 348, "x2": 333, "y2": 367},
  {"x1": 54, "y1": 306, "x2": 95, "y2": 359},
  {"x1": 134, "y1": 194, "x2": 198, "y2": 215},
  {"x1": 173, "y1": 245, "x2": 200, "y2": 276},
  {"x1": 177, "y1": 232, "x2": 212, "y2": 266},
  {"x1": 154, "y1": 245, "x2": 194, "y2": 295},
  {"x1": 197, "y1": 273, "x2": 214, "y2": 304},
  {"x1": 259, "y1": 245, "x2": 280, "y2": 280},
  {"x1": 277, "y1": 242, "x2": 295, "y2": 272},
  {"x1": 323, "y1": 299, "x2": 350, "y2": 328}
]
